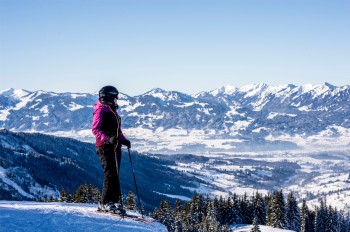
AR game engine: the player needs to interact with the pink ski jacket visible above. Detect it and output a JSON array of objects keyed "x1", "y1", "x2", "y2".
[{"x1": 92, "y1": 100, "x2": 126, "y2": 147}]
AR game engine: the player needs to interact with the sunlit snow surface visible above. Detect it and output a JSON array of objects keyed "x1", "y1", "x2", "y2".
[{"x1": 0, "y1": 201, "x2": 166, "y2": 232}]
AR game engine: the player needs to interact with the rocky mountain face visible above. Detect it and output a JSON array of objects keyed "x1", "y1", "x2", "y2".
[{"x1": 0, "y1": 83, "x2": 349, "y2": 152}]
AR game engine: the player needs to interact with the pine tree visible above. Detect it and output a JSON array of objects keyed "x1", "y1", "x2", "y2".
[
  {"x1": 300, "y1": 199, "x2": 311, "y2": 232},
  {"x1": 158, "y1": 200, "x2": 175, "y2": 232},
  {"x1": 85, "y1": 184, "x2": 92, "y2": 203},
  {"x1": 217, "y1": 195, "x2": 226, "y2": 224},
  {"x1": 315, "y1": 199, "x2": 328, "y2": 232},
  {"x1": 270, "y1": 190, "x2": 286, "y2": 229},
  {"x1": 240, "y1": 193, "x2": 253, "y2": 224},
  {"x1": 199, "y1": 195, "x2": 213, "y2": 231},
  {"x1": 140, "y1": 204, "x2": 145, "y2": 216},
  {"x1": 203, "y1": 194, "x2": 209, "y2": 218},
  {"x1": 203, "y1": 200, "x2": 220, "y2": 232},
  {"x1": 73, "y1": 184, "x2": 100, "y2": 204},
  {"x1": 308, "y1": 209, "x2": 316, "y2": 232},
  {"x1": 173, "y1": 199, "x2": 184, "y2": 232},
  {"x1": 191, "y1": 193, "x2": 204, "y2": 224},
  {"x1": 48, "y1": 195, "x2": 57, "y2": 202},
  {"x1": 285, "y1": 192, "x2": 300, "y2": 231},
  {"x1": 90, "y1": 184, "x2": 100, "y2": 204},
  {"x1": 149, "y1": 207, "x2": 160, "y2": 221},
  {"x1": 126, "y1": 191, "x2": 137, "y2": 211},
  {"x1": 74, "y1": 185, "x2": 86, "y2": 203},
  {"x1": 60, "y1": 188, "x2": 67, "y2": 202},
  {"x1": 226, "y1": 197, "x2": 235, "y2": 225},
  {"x1": 266, "y1": 193, "x2": 273, "y2": 227},
  {"x1": 326, "y1": 205, "x2": 339, "y2": 232},
  {"x1": 66, "y1": 190, "x2": 73, "y2": 203},
  {"x1": 251, "y1": 216, "x2": 262, "y2": 232},
  {"x1": 232, "y1": 193, "x2": 242, "y2": 225},
  {"x1": 252, "y1": 191, "x2": 266, "y2": 225},
  {"x1": 339, "y1": 210, "x2": 350, "y2": 232},
  {"x1": 181, "y1": 200, "x2": 192, "y2": 231},
  {"x1": 213, "y1": 196, "x2": 220, "y2": 221}
]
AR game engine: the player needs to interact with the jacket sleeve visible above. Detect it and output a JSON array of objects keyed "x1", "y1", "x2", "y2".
[{"x1": 92, "y1": 107, "x2": 109, "y2": 144}]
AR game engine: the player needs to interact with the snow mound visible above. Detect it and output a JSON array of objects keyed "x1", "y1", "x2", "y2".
[
  {"x1": 231, "y1": 224, "x2": 296, "y2": 232},
  {"x1": 0, "y1": 201, "x2": 166, "y2": 232}
]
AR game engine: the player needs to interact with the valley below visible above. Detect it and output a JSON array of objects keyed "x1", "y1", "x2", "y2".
[{"x1": 154, "y1": 149, "x2": 350, "y2": 212}]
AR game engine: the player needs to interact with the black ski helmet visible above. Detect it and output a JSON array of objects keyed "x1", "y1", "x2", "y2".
[{"x1": 99, "y1": 85, "x2": 119, "y2": 104}]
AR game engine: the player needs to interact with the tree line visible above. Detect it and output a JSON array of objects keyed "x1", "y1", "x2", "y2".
[
  {"x1": 40, "y1": 184, "x2": 350, "y2": 232},
  {"x1": 39, "y1": 184, "x2": 138, "y2": 212},
  {"x1": 150, "y1": 190, "x2": 350, "y2": 232}
]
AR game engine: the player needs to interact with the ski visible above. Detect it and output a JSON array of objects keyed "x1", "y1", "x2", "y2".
[{"x1": 96, "y1": 210, "x2": 156, "y2": 223}]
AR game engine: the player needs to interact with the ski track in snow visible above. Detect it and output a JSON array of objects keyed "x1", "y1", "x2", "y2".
[{"x1": 0, "y1": 201, "x2": 166, "y2": 232}]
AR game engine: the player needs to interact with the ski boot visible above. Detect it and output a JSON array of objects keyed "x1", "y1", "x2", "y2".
[
  {"x1": 97, "y1": 202, "x2": 117, "y2": 212},
  {"x1": 113, "y1": 203, "x2": 126, "y2": 215}
]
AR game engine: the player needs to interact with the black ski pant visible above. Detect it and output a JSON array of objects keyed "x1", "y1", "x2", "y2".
[{"x1": 96, "y1": 144, "x2": 122, "y2": 205}]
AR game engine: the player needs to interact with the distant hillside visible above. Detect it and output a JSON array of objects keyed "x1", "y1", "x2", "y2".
[{"x1": 0, "y1": 130, "x2": 197, "y2": 210}]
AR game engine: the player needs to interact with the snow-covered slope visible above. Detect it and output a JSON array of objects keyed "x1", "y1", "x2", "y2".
[
  {"x1": 0, "y1": 201, "x2": 166, "y2": 232},
  {"x1": 0, "y1": 201, "x2": 299, "y2": 232},
  {"x1": 0, "y1": 83, "x2": 349, "y2": 153}
]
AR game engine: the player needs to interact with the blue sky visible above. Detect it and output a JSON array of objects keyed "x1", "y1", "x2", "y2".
[{"x1": 0, "y1": 0, "x2": 349, "y2": 96}]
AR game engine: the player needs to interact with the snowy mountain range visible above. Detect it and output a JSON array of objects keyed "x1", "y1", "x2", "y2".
[
  {"x1": 1, "y1": 84, "x2": 350, "y2": 215},
  {"x1": 1, "y1": 83, "x2": 350, "y2": 153}
]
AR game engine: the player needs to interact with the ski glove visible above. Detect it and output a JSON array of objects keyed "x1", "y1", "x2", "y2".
[
  {"x1": 107, "y1": 136, "x2": 118, "y2": 145},
  {"x1": 122, "y1": 139, "x2": 131, "y2": 149}
]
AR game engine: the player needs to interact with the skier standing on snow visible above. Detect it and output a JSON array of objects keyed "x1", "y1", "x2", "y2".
[{"x1": 92, "y1": 85, "x2": 131, "y2": 213}]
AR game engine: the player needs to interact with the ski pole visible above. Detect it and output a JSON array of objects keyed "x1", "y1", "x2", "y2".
[{"x1": 128, "y1": 148, "x2": 143, "y2": 218}]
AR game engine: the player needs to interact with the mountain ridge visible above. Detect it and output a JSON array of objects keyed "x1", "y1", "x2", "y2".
[{"x1": 0, "y1": 83, "x2": 349, "y2": 153}]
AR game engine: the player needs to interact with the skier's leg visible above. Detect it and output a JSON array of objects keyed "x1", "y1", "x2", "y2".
[
  {"x1": 114, "y1": 163, "x2": 126, "y2": 215},
  {"x1": 115, "y1": 144, "x2": 123, "y2": 210},
  {"x1": 97, "y1": 145, "x2": 119, "y2": 206}
]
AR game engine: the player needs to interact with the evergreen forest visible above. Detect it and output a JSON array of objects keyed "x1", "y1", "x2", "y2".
[{"x1": 53, "y1": 184, "x2": 350, "y2": 232}]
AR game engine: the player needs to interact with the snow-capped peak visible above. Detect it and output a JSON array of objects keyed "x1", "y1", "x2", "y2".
[
  {"x1": 140, "y1": 88, "x2": 165, "y2": 99},
  {"x1": 0, "y1": 88, "x2": 15, "y2": 95},
  {"x1": 210, "y1": 84, "x2": 237, "y2": 96},
  {"x1": 0, "y1": 88, "x2": 31, "y2": 99},
  {"x1": 295, "y1": 83, "x2": 336, "y2": 99},
  {"x1": 239, "y1": 83, "x2": 268, "y2": 93},
  {"x1": 141, "y1": 88, "x2": 188, "y2": 102},
  {"x1": 146, "y1": 88, "x2": 167, "y2": 94},
  {"x1": 238, "y1": 83, "x2": 269, "y2": 99}
]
